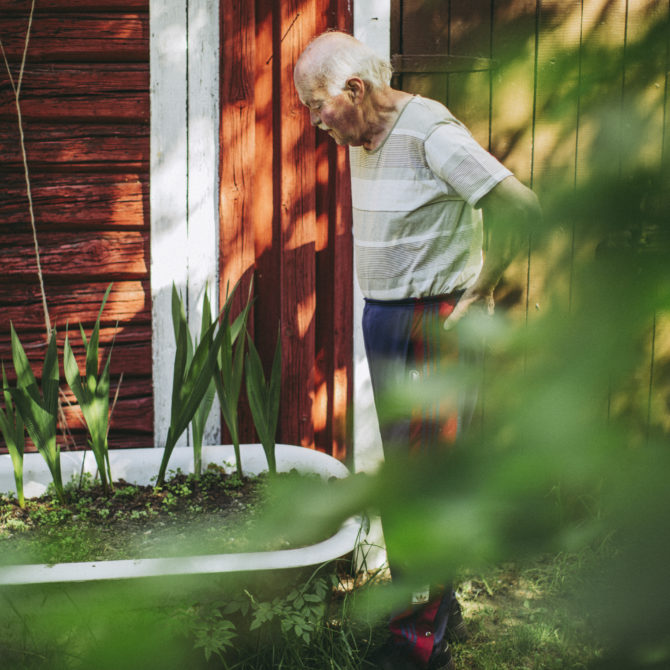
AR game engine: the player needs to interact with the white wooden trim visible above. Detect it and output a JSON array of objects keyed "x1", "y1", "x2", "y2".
[
  {"x1": 186, "y1": 0, "x2": 221, "y2": 444},
  {"x1": 150, "y1": 0, "x2": 221, "y2": 448},
  {"x1": 352, "y1": 2, "x2": 389, "y2": 475},
  {"x1": 352, "y1": 0, "x2": 391, "y2": 573}
]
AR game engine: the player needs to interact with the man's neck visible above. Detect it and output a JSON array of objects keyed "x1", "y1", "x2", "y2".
[{"x1": 361, "y1": 88, "x2": 413, "y2": 151}]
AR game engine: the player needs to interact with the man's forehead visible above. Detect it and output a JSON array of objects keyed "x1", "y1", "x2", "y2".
[{"x1": 296, "y1": 78, "x2": 327, "y2": 107}]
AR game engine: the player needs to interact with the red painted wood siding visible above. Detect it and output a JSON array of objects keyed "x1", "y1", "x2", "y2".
[
  {"x1": 219, "y1": 0, "x2": 354, "y2": 459},
  {"x1": 0, "y1": 0, "x2": 152, "y2": 449}
]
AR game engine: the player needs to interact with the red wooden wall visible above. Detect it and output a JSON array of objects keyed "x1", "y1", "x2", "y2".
[
  {"x1": 0, "y1": 0, "x2": 354, "y2": 459},
  {"x1": 219, "y1": 0, "x2": 353, "y2": 459},
  {"x1": 0, "y1": 0, "x2": 153, "y2": 449}
]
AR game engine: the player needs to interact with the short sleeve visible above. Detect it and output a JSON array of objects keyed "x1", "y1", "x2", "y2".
[{"x1": 425, "y1": 121, "x2": 512, "y2": 208}]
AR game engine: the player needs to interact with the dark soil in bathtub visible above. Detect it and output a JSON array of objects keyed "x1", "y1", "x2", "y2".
[{"x1": 0, "y1": 465, "x2": 312, "y2": 565}]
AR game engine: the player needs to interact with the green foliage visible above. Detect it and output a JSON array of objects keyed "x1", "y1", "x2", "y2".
[
  {"x1": 176, "y1": 570, "x2": 339, "y2": 667},
  {"x1": 0, "y1": 364, "x2": 25, "y2": 507},
  {"x1": 8, "y1": 325, "x2": 64, "y2": 503},
  {"x1": 246, "y1": 574, "x2": 332, "y2": 645},
  {"x1": 212, "y1": 281, "x2": 253, "y2": 479},
  {"x1": 63, "y1": 283, "x2": 114, "y2": 494},
  {"x1": 167, "y1": 287, "x2": 217, "y2": 479},
  {"x1": 190, "y1": 292, "x2": 216, "y2": 479},
  {"x1": 177, "y1": 602, "x2": 239, "y2": 663},
  {"x1": 245, "y1": 328, "x2": 282, "y2": 474},
  {"x1": 156, "y1": 284, "x2": 227, "y2": 486}
]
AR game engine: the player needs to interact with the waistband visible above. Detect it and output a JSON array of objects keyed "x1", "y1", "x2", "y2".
[{"x1": 364, "y1": 290, "x2": 464, "y2": 307}]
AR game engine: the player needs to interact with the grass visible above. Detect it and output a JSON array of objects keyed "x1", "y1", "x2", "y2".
[
  {"x1": 451, "y1": 553, "x2": 603, "y2": 670},
  {"x1": 0, "y1": 545, "x2": 607, "y2": 670}
]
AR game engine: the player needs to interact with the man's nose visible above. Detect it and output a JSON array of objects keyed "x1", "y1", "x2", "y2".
[{"x1": 309, "y1": 109, "x2": 320, "y2": 126}]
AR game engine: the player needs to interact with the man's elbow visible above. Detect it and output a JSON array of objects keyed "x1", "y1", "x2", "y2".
[
  {"x1": 480, "y1": 177, "x2": 542, "y2": 230},
  {"x1": 519, "y1": 187, "x2": 542, "y2": 227}
]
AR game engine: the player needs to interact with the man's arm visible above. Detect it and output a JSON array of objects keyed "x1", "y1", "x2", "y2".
[{"x1": 445, "y1": 175, "x2": 542, "y2": 328}]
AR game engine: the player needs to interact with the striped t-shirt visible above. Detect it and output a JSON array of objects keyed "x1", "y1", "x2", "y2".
[{"x1": 349, "y1": 95, "x2": 512, "y2": 301}]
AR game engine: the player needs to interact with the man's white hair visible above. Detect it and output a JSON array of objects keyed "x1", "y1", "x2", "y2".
[{"x1": 302, "y1": 31, "x2": 392, "y2": 96}]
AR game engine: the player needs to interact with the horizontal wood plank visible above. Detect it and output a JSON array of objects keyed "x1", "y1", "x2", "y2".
[
  {"x1": 0, "y1": 0, "x2": 147, "y2": 12},
  {"x1": 61, "y1": 381, "x2": 154, "y2": 436},
  {"x1": 0, "y1": 172, "x2": 148, "y2": 230},
  {"x1": 0, "y1": 123, "x2": 148, "y2": 168},
  {"x1": 1, "y1": 375, "x2": 154, "y2": 452},
  {"x1": 0, "y1": 64, "x2": 149, "y2": 123},
  {"x1": 390, "y1": 54, "x2": 497, "y2": 73},
  {"x1": 0, "y1": 325, "x2": 152, "y2": 379},
  {"x1": 0, "y1": 280, "x2": 150, "y2": 332},
  {"x1": 0, "y1": 14, "x2": 148, "y2": 63},
  {"x1": 0, "y1": 231, "x2": 149, "y2": 281},
  {"x1": 65, "y1": 406, "x2": 154, "y2": 440},
  {"x1": 12, "y1": 432, "x2": 157, "y2": 453}
]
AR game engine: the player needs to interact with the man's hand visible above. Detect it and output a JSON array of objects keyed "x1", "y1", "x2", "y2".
[{"x1": 443, "y1": 286, "x2": 495, "y2": 330}]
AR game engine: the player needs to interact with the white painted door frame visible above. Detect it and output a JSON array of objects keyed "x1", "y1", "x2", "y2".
[{"x1": 150, "y1": 0, "x2": 221, "y2": 448}]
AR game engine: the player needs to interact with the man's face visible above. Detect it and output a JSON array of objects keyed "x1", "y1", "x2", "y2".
[{"x1": 296, "y1": 78, "x2": 364, "y2": 147}]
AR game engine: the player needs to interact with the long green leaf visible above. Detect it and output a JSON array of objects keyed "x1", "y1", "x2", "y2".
[
  {"x1": 10, "y1": 324, "x2": 39, "y2": 401},
  {"x1": 9, "y1": 325, "x2": 64, "y2": 501},
  {"x1": 171, "y1": 317, "x2": 189, "y2": 424},
  {"x1": 10, "y1": 387, "x2": 63, "y2": 502},
  {"x1": 64, "y1": 329, "x2": 89, "y2": 405},
  {"x1": 245, "y1": 342, "x2": 268, "y2": 432},
  {"x1": 85, "y1": 283, "x2": 111, "y2": 389},
  {"x1": 268, "y1": 332, "x2": 282, "y2": 439},
  {"x1": 211, "y1": 280, "x2": 253, "y2": 478},
  {"x1": 245, "y1": 330, "x2": 282, "y2": 474},
  {"x1": 0, "y1": 365, "x2": 25, "y2": 506},
  {"x1": 10, "y1": 390, "x2": 54, "y2": 452},
  {"x1": 41, "y1": 332, "x2": 59, "y2": 419}
]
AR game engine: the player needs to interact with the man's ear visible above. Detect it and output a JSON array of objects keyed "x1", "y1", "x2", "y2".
[{"x1": 346, "y1": 77, "x2": 365, "y2": 103}]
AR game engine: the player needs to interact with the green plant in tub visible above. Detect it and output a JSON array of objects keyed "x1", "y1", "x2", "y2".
[
  {"x1": 0, "y1": 364, "x2": 26, "y2": 507},
  {"x1": 168, "y1": 286, "x2": 217, "y2": 479},
  {"x1": 245, "y1": 329, "x2": 282, "y2": 475},
  {"x1": 212, "y1": 282, "x2": 252, "y2": 479},
  {"x1": 63, "y1": 283, "x2": 115, "y2": 494},
  {"x1": 8, "y1": 325, "x2": 64, "y2": 503},
  {"x1": 189, "y1": 290, "x2": 217, "y2": 479},
  {"x1": 156, "y1": 284, "x2": 227, "y2": 486}
]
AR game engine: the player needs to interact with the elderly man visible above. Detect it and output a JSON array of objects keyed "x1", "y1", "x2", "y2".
[{"x1": 294, "y1": 31, "x2": 541, "y2": 670}]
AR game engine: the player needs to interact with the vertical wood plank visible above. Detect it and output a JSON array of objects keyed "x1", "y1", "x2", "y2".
[
  {"x1": 575, "y1": 0, "x2": 628, "y2": 184},
  {"x1": 219, "y1": 0, "x2": 256, "y2": 311},
  {"x1": 490, "y1": 0, "x2": 539, "y2": 323},
  {"x1": 329, "y1": 134, "x2": 353, "y2": 460},
  {"x1": 621, "y1": 0, "x2": 668, "y2": 172},
  {"x1": 313, "y1": 0, "x2": 353, "y2": 460},
  {"x1": 490, "y1": 0, "x2": 538, "y2": 182},
  {"x1": 623, "y1": 1, "x2": 669, "y2": 437},
  {"x1": 218, "y1": 0, "x2": 257, "y2": 445},
  {"x1": 279, "y1": 1, "x2": 317, "y2": 448},
  {"x1": 397, "y1": 0, "x2": 448, "y2": 102},
  {"x1": 312, "y1": 0, "x2": 332, "y2": 454},
  {"x1": 448, "y1": 0, "x2": 493, "y2": 148},
  {"x1": 527, "y1": 0, "x2": 584, "y2": 319},
  {"x1": 251, "y1": 0, "x2": 281, "y2": 375}
]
